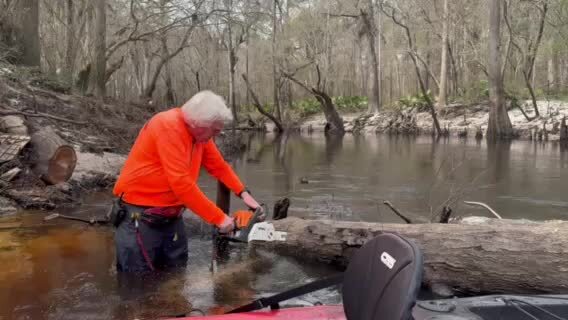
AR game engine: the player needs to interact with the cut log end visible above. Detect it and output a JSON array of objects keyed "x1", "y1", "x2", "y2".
[
  {"x1": 30, "y1": 126, "x2": 77, "y2": 185},
  {"x1": 44, "y1": 145, "x2": 77, "y2": 184}
]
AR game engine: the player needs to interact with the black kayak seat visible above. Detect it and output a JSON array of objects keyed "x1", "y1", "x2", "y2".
[
  {"x1": 342, "y1": 233, "x2": 424, "y2": 320},
  {"x1": 226, "y1": 232, "x2": 423, "y2": 318}
]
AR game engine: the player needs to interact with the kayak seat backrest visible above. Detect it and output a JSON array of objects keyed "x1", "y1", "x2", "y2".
[{"x1": 342, "y1": 233, "x2": 423, "y2": 320}]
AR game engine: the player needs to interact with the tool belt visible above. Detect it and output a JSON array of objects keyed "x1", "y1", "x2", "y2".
[
  {"x1": 138, "y1": 211, "x2": 182, "y2": 227},
  {"x1": 108, "y1": 195, "x2": 183, "y2": 228},
  {"x1": 107, "y1": 195, "x2": 128, "y2": 228}
]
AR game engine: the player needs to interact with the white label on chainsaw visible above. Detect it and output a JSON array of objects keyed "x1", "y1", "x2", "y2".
[
  {"x1": 381, "y1": 251, "x2": 396, "y2": 269},
  {"x1": 248, "y1": 222, "x2": 287, "y2": 242}
]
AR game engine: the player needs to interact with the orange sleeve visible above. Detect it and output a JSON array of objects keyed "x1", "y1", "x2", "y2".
[
  {"x1": 203, "y1": 140, "x2": 246, "y2": 195},
  {"x1": 149, "y1": 119, "x2": 227, "y2": 226}
]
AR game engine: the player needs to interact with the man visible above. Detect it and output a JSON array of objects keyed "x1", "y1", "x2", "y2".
[{"x1": 111, "y1": 90, "x2": 262, "y2": 272}]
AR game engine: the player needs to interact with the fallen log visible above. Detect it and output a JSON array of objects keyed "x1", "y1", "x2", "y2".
[
  {"x1": 30, "y1": 126, "x2": 77, "y2": 184},
  {"x1": 254, "y1": 217, "x2": 568, "y2": 295}
]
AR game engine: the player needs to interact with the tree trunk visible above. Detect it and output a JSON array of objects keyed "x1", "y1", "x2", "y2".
[
  {"x1": 487, "y1": 0, "x2": 513, "y2": 139},
  {"x1": 93, "y1": 0, "x2": 107, "y2": 99},
  {"x1": 161, "y1": 0, "x2": 175, "y2": 105},
  {"x1": 437, "y1": 0, "x2": 449, "y2": 107},
  {"x1": 226, "y1": 0, "x2": 239, "y2": 125},
  {"x1": 424, "y1": 51, "x2": 431, "y2": 92},
  {"x1": 283, "y1": 71, "x2": 345, "y2": 135},
  {"x1": 548, "y1": 55, "x2": 555, "y2": 92},
  {"x1": 256, "y1": 217, "x2": 568, "y2": 295},
  {"x1": 65, "y1": 0, "x2": 75, "y2": 85},
  {"x1": 228, "y1": 48, "x2": 238, "y2": 124},
  {"x1": 30, "y1": 126, "x2": 77, "y2": 185},
  {"x1": 359, "y1": 42, "x2": 368, "y2": 97},
  {"x1": 195, "y1": 72, "x2": 201, "y2": 91},
  {"x1": 163, "y1": 61, "x2": 175, "y2": 105},
  {"x1": 13, "y1": 0, "x2": 40, "y2": 66},
  {"x1": 523, "y1": 71, "x2": 540, "y2": 118},
  {"x1": 245, "y1": 31, "x2": 250, "y2": 106},
  {"x1": 411, "y1": 56, "x2": 441, "y2": 135},
  {"x1": 314, "y1": 90, "x2": 345, "y2": 134},
  {"x1": 272, "y1": 0, "x2": 282, "y2": 122},
  {"x1": 362, "y1": 1, "x2": 381, "y2": 114},
  {"x1": 560, "y1": 117, "x2": 568, "y2": 142},
  {"x1": 324, "y1": 0, "x2": 333, "y2": 95},
  {"x1": 448, "y1": 42, "x2": 460, "y2": 96}
]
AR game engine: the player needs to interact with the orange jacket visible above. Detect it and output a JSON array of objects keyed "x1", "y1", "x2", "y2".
[{"x1": 113, "y1": 108, "x2": 245, "y2": 226}]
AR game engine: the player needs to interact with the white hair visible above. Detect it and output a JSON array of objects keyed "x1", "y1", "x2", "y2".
[{"x1": 181, "y1": 90, "x2": 233, "y2": 125}]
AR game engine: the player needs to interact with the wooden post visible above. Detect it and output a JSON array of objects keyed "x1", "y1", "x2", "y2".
[
  {"x1": 212, "y1": 181, "x2": 231, "y2": 272},
  {"x1": 216, "y1": 181, "x2": 231, "y2": 214}
]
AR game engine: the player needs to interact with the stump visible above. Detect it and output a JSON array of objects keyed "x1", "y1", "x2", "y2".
[
  {"x1": 272, "y1": 198, "x2": 290, "y2": 220},
  {"x1": 255, "y1": 217, "x2": 568, "y2": 295},
  {"x1": 475, "y1": 127, "x2": 483, "y2": 140},
  {"x1": 30, "y1": 126, "x2": 77, "y2": 185},
  {"x1": 560, "y1": 117, "x2": 568, "y2": 142}
]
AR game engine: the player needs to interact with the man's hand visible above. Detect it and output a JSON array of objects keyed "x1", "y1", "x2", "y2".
[
  {"x1": 218, "y1": 215, "x2": 235, "y2": 234},
  {"x1": 241, "y1": 191, "x2": 266, "y2": 221}
]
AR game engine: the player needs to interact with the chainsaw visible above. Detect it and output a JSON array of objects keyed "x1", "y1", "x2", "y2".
[
  {"x1": 217, "y1": 206, "x2": 287, "y2": 243},
  {"x1": 42, "y1": 205, "x2": 288, "y2": 243}
]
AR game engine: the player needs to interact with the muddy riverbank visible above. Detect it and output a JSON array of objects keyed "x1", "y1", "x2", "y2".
[{"x1": 300, "y1": 100, "x2": 568, "y2": 141}]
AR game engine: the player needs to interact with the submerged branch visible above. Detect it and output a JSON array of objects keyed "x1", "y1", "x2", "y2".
[{"x1": 464, "y1": 201, "x2": 503, "y2": 219}]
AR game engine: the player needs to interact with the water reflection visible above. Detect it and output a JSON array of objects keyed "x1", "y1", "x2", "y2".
[
  {"x1": 0, "y1": 213, "x2": 338, "y2": 319},
  {"x1": 227, "y1": 133, "x2": 568, "y2": 222},
  {"x1": 323, "y1": 134, "x2": 343, "y2": 165}
]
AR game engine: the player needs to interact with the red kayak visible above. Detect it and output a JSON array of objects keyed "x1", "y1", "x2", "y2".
[
  {"x1": 170, "y1": 306, "x2": 346, "y2": 320},
  {"x1": 172, "y1": 233, "x2": 423, "y2": 320}
]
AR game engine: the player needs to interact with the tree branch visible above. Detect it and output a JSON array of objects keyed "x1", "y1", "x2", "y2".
[
  {"x1": 281, "y1": 72, "x2": 313, "y2": 95},
  {"x1": 319, "y1": 12, "x2": 359, "y2": 18},
  {"x1": 0, "y1": 108, "x2": 87, "y2": 125},
  {"x1": 241, "y1": 74, "x2": 284, "y2": 132},
  {"x1": 383, "y1": 201, "x2": 413, "y2": 224},
  {"x1": 410, "y1": 51, "x2": 440, "y2": 90}
]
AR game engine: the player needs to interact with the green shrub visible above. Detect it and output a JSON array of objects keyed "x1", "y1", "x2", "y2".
[
  {"x1": 333, "y1": 96, "x2": 368, "y2": 112},
  {"x1": 293, "y1": 98, "x2": 320, "y2": 117},
  {"x1": 464, "y1": 80, "x2": 490, "y2": 102},
  {"x1": 395, "y1": 91, "x2": 433, "y2": 112}
]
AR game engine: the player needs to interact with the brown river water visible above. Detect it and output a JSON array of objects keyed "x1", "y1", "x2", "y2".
[{"x1": 1, "y1": 133, "x2": 567, "y2": 319}]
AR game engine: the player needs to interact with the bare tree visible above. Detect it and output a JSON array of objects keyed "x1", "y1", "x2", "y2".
[
  {"x1": 437, "y1": 0, "x2": 449, "y2": 107},
  {"x1": 142, "y1": 0, "x2": 208, "y2": 101},
  {"x1": 360, "y1": 0, "x2": 381, "y2": 113},
  {"x1": 272, "y1": 0, "x2": 283, "y2": 121},
  {"x1": 283, "y1": 64, "x2": 345, "y2": 134},
  {"x1": 13, "y1": 0, "x2": 40, "y2": 66},
  {"x1": 93, "y1": 0, "x2": 107, "y2": 98},
  {"x1": 487, "y1": 0, "x2": 513, "y2": 139},
  {"x1": 64, "y1": 0, "x2": 75, "y2": 84},
  {"x1": 242, "y1": 74, "x2": 284, "y2": 132},
  {"x1": 380, "y1": 1, "x2": 442, "y2": 135},
  {"x1": 160, "y1": 0, "x2": 176, "y2": 106},
  {"x1": 504, "y1": 0, "x2": 548, "y2": 119},
  {"x1": 218, "y1": 0, "x2": 258, "y2": 124}
]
